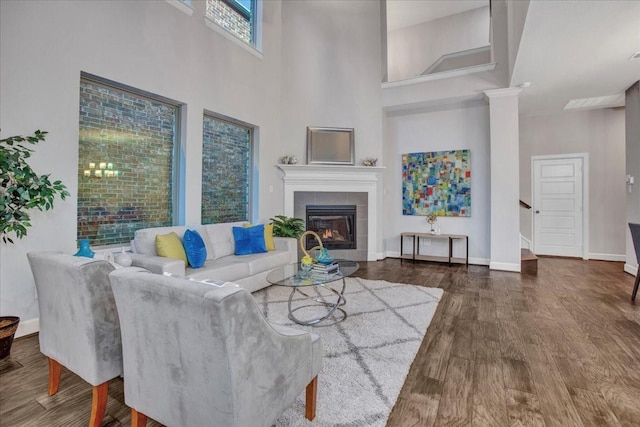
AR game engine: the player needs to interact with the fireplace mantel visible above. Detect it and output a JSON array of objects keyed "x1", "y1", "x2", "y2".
[{"x1": 277, "y1": 164, "x2": 384, "y2": 261}]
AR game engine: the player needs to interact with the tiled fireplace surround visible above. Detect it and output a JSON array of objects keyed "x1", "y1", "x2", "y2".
[{"x1": 278, "y1": 165, "x2": 384, "y2": 262}]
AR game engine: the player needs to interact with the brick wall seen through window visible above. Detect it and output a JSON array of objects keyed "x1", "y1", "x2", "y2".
[
  {"x1": 78, "y1": 78, "x2": 177, "y2": 246},
  {"x1": 206, "y1": 0, "x2": 253, "y2": 45},
  {"x1": 201, "y1": 115, "x2": 251, "y2": 224}
]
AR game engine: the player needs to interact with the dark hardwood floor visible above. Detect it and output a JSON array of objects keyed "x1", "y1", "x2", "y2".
[{"x1": 1, "y1": 257, "x2": 639, "y2": 426}]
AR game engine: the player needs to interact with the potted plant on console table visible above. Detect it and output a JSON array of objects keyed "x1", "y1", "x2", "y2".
[{"x1": 0, "y1": 130, "x2": 70, "y2": 358}]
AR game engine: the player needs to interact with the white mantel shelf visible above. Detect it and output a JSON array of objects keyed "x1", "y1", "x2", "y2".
[
  {"x1": 277, "y1": 164, "x2": 385, "y2": 177},
  {"x1": 277, "y1": 164, "x2": 385, "y2": 261}
]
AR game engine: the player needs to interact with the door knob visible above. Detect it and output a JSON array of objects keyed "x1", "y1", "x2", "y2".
[{"x1": 535, "y1": 210, "x2": 540, "y2": 214}]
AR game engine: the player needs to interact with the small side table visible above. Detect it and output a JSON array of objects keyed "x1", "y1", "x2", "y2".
[{"x1": 400, "y1": 232, "x2": 468, "y2": 267}]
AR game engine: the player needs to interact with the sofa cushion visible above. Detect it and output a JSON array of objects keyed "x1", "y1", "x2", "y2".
[
  {"x1": 185, "y1": 257, "x2": 251, "y2": 282},
  {"x1": 203, "y1": 222, "x2": 246, "y2": 260},
  {"x1": 182, "y1": 229, "x2": 207, "y2": 268},
  {"x1": 134, "y1": 225, "x2": 186, "y2": 256},
  {"x1": 244, "y1": 250, "x2": 292, "y2": 276},
  {"x1": 156, "y1": 232, "x2": 188, "y2": 265},
  {"x1": 134, "y1": 225, "x2": 214, "y2": 260},
  {"x1": 233, "y1": 225, "x2": 267, "y2": 255}
]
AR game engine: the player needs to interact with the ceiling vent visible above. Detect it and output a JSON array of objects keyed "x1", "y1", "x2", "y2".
[
  {"x1": 563, "y1": 94, "x2": 625, "y2": 111},
  {"x1": 629, "y1": 52, "x2": 640, "y2": 60}
]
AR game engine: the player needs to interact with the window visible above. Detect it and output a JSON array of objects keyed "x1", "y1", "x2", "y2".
[
  {"x1": 78, "y1": 74, "x2": 181, "y2": 246},
  {"x1": 201, "y1": 114, "x2": 252, "y2": 224},
  {"x1": 206, "y1": 0, "x2": 257, "y2": 47}
]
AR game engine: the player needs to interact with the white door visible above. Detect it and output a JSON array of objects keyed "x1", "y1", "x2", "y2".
[{"x1": 533, "y1": 157, "x2": 584, "y2": 257}]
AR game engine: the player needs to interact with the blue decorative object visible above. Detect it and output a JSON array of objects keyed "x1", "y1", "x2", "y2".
[
  {"x1": 74, "y1": 239, "x2": 95, "y2": 258},
  {"x1": 315, "y1": 247, "x2": 334, "y2": 265},
  {"x1": 183, "y1": 229, "x2": 207, "y2": 268},
  {"x1": 232, "y1": 225, "x2": 267, "y2": 255}
]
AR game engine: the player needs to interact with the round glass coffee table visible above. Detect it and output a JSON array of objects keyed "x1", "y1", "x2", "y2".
[{"x1": 266, "y1": 259, "x2": 359, "y2": 325}]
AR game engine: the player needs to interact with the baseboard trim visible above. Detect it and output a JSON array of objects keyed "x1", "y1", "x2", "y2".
[
  {"x1": 15, "y1": 317, "x2": 39, "y2": 338},
  {"x1": 589, "y1": 253, "x2": 626, "y2": 262},
  {"x1": 490, "y1": 261, "x2": 521, "y2": 272},
  {"x1": 624, "y1": 263, "x2": 638, "y2": 276}
]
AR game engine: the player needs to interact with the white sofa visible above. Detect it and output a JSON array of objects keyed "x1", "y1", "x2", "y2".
[{"x1": 129, "y1": 222, "x2": 297, "y2": 293}]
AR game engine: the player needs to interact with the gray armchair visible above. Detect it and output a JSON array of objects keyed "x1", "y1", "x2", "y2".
[
  {"x1": 108, "y1": 268, "x2": 322, "y2": 427},
  {"x1": 27, "y1": 252, "x2": 122, "y2": 427}
]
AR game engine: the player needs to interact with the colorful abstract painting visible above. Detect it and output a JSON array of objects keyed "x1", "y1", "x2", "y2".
[{"x1": 402, "y1": 150, "x2": 471, "y2": 217}]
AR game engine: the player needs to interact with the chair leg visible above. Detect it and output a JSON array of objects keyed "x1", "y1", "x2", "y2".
[
  {"x1": 305, "y1": 376, "x2": 318, "y2": 421},
  {"x1": 89, "y1": 382, "x2": 109, "y2": 427},
  {"x1": 131, "y1": 408, "x2": 148, "y2": 427},
  {"x1": 632, "y1": 273, "x2": 640, "y2": 302},
  {"x1": 48, "y1": 358, "x2": 62, "y2": 396}
]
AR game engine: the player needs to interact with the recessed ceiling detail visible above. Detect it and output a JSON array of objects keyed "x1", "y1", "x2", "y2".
[{"x1": 563, "y1": 94, "x2": 625, "y2": 111}]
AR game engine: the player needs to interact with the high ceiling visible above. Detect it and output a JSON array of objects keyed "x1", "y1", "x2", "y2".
[
  {"x1": 386, "y1": 0, "x2": 488, "y2": 32},
  {"x1": 511, "y1": 0, "x2": 640, "y2": 115}
]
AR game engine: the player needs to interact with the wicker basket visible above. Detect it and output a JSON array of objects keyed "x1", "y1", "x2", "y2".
[{"x1": 0, "y1": 316, "x2": 20, "y2": 359}]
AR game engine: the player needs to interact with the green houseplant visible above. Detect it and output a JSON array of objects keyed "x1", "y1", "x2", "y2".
[
  {"x1": 1, "y1": 130, "x2": 69, "y2": 244},
  {"x1": 0, "y1": 130, "x2": 69, "y2": 358},
  {"x1": 270, "y1": 215, "x2": 305, "y2": 239}
]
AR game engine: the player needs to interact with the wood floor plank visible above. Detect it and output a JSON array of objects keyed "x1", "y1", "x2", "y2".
[
  {"x1": 600, "y1": 383, "x2": 640, "y2": 427},
  {"x1": 497, "y1": 320, "x2": 527, "y2": 361},
  {"x1": 525, "y1": 344, "x2": 584, "y2": 427},
  {"x1": 569, "y1": 387, "x2": 622, "y2": 427},
  {"x1": 416, "y1": 319, "x2": 457, "y2": 381},
  {"x1": 554, "y1": 357, "x2": 599, "y2": 392},
  {"x1": 502, "y1": 358, "x2": 534, "y2": 393},
  {"x1": 450, "y1": 318, "x2": 474, "y2": 360},
  {"x1": 505, "y1": 389, "x2": 546, "y2": 427},
  {"x1": 472, "y1": 358, "x2": 508, "y2": 426},
  {"x1": 388, "y1": 395, "x2": 439, "y2": 427},
  {"x1": 435, "y1": 356, "x2": 474, "y2": 427}
]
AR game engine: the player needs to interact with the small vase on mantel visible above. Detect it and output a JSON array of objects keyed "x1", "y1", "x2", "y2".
[{"x1": 74, "y1": 239, "x2": 95, "y2": 258}]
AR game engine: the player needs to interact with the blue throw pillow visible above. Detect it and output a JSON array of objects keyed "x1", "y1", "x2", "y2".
[
  {"x1": 182, "y1": 229, "x2": 207, "y2": 268},
  {"x1": 232, "y1": 224, "x2": 267, "y2": 255}
]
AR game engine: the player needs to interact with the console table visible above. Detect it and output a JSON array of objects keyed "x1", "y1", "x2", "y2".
[{"x1": 400, "y1": 232, "x2": 468, "y2": 266}]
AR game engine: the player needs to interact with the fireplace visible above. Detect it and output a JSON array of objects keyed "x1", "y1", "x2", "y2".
[{"x1": 305, "y1": 205, "x2": 356, "y2": 250}]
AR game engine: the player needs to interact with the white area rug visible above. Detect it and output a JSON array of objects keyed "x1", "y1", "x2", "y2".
[{"x1": 252, "y1": 277, "x2": 443, "y2": 427}]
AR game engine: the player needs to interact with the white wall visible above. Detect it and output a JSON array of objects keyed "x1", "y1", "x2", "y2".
[
  {"x1": 279, "y1": 0, "x2": 383, "y2": 167},
  {"x1": 0, "y1": 0, "x2": 384, "y2": 334},
  {"x1": 387, "y1": 6, "x2": 490, "y2": 82},
  {"x1": 384, "y1": 104, "x2": 491, "y2": 264},
  {"x1": 519, "y1": 109, "x2": 626, "y2": 260}
]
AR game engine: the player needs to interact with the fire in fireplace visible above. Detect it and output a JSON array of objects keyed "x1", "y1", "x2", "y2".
[{"x1": 305, "y1": 205, "x2": 356, "y2": 250}]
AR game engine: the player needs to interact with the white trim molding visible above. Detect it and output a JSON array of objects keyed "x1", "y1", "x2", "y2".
[
  {"x1": 589, "y1": 253, "x2": 627, "y2": 262},
  {"x1": 624, "y1": 263, "x2": 638, "y2": 276},
  {"x1": 278, "y1": 164, "x2": 384, "y2": 261},
  {"x1": 483, "y1": 87, "x2": 523, "y2": 99},
  {"x1": 490, "y1": 261, "x2": 521, "y2": 272},
  {"x1": 382, "y1": 63, "x2": 496, "y2": 89}
]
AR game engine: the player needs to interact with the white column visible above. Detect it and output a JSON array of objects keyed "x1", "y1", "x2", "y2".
[{"x1": 484, "y1": 87, "x2": 522, "y2": 272}]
